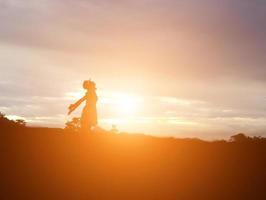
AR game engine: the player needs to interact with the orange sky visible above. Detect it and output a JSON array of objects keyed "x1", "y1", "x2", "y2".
[{"x1": 1, "y1": 0, "x2": 266, "y2": 139}]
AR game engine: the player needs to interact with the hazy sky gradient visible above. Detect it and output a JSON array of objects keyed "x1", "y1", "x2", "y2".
[{"x1": 1, "y1": 0, "x2": 266, "y2": 139}]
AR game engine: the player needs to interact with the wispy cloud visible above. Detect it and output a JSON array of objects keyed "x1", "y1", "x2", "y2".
[{"x1": 1, "y1": 0, "x2": 266, "y2": 138}]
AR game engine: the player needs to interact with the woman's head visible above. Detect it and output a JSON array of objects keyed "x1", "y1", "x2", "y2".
[{"x1": 83, "y1": 80, "x2": 96, "y2": 90}]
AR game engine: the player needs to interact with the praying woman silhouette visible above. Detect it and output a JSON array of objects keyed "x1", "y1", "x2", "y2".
[{"x1": 68, "y1": 80, "x2": 98, "y2": 132}]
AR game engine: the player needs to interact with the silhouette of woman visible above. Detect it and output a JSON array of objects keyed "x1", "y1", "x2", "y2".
[{"x1": 68, "y1": 80, "x2": 98, "y2": 132}]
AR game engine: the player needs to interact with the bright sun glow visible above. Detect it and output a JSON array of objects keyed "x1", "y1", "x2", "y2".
[
  {"x1": 66, "y1": 89, "x2": 143, "y2": 116},
  {"x1": 99, "y1": 91, "x2": 143, "y2": 117},
  {"x1": 114, "y1": 94, "x2": 142, "y2": 115}
]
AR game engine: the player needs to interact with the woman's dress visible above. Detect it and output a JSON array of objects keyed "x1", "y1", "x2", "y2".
[{"x1": 81, "y1": 90, "x2": 98, "y2": 130}]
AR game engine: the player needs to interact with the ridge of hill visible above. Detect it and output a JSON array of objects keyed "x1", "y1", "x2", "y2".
[{"x1": 1, "y1": 125, "x2": 266, "y2": 200}]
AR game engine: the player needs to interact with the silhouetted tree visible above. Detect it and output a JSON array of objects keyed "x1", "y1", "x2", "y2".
[
  {"x1": 230, "y1": 133, "x2": 249, "y2": 142},
  {"x1": 0, "y1": 112, "x2": 26, "y2": 128}
]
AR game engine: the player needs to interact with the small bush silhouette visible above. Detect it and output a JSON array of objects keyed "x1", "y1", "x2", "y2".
[
  {"x1": 110, "y1": 125, "x2": 119, "y2": 134},
  {"x1": 15, "y1": 119, "x2": 27, "y2": 127},
  {"x1": 65, "y1": 117, "x2": 81, "y2": 132}
]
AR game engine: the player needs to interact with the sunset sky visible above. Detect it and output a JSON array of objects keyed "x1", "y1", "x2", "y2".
[{"x1": 0, "y1": 0, "x2": 266, "y2": 139}]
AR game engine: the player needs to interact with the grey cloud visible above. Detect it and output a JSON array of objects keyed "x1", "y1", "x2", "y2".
[
  {"x1": 1, "y1": 0, "x2": 266, "y2": 138},
  {"x1": 1, "y1": 0, "x2": 266, "y2": 81}
]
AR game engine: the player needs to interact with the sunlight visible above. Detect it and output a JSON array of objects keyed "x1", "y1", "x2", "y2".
[
  {"x1": 116, "y1": 94, "x2": 142, "y2": 115},
  {"x1": 66, "y1": 89, "x2": 143, "y2": 116},
  {"x1": 99, "y1": 91, "x2": 143, "y2": 117}
]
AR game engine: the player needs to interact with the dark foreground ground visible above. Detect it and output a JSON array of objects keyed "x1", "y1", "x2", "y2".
[{"x1": 1, "y1": 127, "x2": 266, "y2": 200}]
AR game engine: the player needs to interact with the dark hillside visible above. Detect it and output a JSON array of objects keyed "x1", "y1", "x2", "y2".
[{"x1": 1, "y1": 125, "x2": 266, "y2": 200}]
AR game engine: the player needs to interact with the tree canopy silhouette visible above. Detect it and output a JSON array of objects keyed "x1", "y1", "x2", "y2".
[{"x1": 0, "y1": 112, "x2": 26, "y2": 129}]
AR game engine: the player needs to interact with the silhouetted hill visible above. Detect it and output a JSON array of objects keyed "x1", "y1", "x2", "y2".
[{"x1": 1, "y1": 125, "x2": 266, "y2": 200}]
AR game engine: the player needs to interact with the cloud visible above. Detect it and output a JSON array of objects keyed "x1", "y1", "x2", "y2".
[
  {"x1": 1, "y1": 0, "x2": 266, "y2": 138},
  {"x1": 1, "y1": 0, "x2": 266, "y2": 83}
]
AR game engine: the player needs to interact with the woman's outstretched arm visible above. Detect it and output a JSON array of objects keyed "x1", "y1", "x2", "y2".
[{"x1": 68, "y1": 95, "x2": 86, "y2": 115}]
